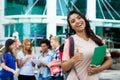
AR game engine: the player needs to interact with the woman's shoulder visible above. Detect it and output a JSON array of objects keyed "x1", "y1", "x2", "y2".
[
  {"x1": 38, "y1": 52, "x2": 43, "y2": 57},
  {"x1": 70, "y1": 34, "x2": 79, "y2": 40},
  {"x1": 3, "y1": 52, "x2": 11, "y2": 56},
  {"x1": 48, "y1": 50, "x2": 54, "y2": 56},
  {"x1": 17, "y1": 51, "x2": 24, "y2": 56}
]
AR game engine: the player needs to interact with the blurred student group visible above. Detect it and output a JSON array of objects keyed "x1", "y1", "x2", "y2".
[{"x1": 0, "y1": 34, "x2": 64, "y2": 80}]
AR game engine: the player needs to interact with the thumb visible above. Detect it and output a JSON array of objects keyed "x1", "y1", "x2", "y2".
[{"x1": 75, "y1": 48, "x2": 79, "y2": 53}]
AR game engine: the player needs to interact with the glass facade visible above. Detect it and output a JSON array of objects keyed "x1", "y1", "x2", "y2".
[
  {"x1": 2, "y1": 0, "x2": 120, "y2": 48},
  {"x1": 96, "y1": 27, "x2": 120, "y2": 48},
  {"x1": 4, "y1": 23, "x2": 46, "y2": 42},
  {"x1": 57, "y1": 26, "x2": 64, "y2": 35},
  {"x1": 96, "y1": 0, "x2": 120, "y2": 20},
  {"x1": 5, "y1": 0, "x2": 46, "y2": 15},
  {"x1": 74, "y1": 0, "x2": 87, "y2": 15},
  {"x1": 5, "y1": 0, "x2": 47, "y2": 42},
  {"x1": 4, "y1": 24, "x2": 23, "y2": 40},
  {"x1": 56, "y1": 0, "x2": 87, "y2": 16},
  {"x1": 56, "y1": 0, "x2": 68, "y2": 16},
  {"x1": 96, "y1": 0, "x2": 120, "y2": 48}
]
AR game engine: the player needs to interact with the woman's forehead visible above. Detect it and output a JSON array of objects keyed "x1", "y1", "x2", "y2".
[{"x1": 69, "y1": 13, "x2": 80, "y2": 20}]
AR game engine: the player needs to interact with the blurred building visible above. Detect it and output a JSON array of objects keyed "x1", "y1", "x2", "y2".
[{"x1": 0, "y1": 0, "x2": 120, "y2": 49}]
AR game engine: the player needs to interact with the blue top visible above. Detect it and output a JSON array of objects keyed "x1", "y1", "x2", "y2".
[
  {"x1": 38, "y1": 50, "x2": 53, "y2": 78},
  {"x1": 0, "y1": 52, "x2": 16, "y2": 77}
]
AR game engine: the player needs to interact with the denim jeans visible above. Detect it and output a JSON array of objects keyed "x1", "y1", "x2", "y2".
[
  {"x1": 50, "y1": 76, "x2": 64, "y2": 80},
  {"x1": 38, "y1": 74, "x2": 50, "y2": 80}
]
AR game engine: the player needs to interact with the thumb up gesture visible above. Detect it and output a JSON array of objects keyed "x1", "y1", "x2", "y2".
[{"x1": 71, "y1": 49, "x2": 84, "y2": 63}]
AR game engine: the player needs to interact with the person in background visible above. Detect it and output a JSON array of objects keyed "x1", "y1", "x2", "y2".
[
  {"x1": 37, "y1": 39, "x2": 53, "y2": 80},
  {"x1": 16, "y1": 39, "x2": 36, "y2": 80},
  {"x1": 0, "y1": 39, "x2": 18, "y2": 80},
  {"x1": 49, "y1": 34, "x2": 53, "y2": 41},
  {"x1": 48, "y1": 36, "x2": 64, "y2": 80},
  {"x1": 12, "y1": 30, "x2": 19, "y2": 40},
  {"x1": 13, "y1": 36, "x2": 21, "y2": 48},
  {"x1": 62, "y1": 10, "x2": 113, "y2": 80}
]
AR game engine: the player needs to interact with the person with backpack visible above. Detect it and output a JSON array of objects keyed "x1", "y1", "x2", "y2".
[
  {"x1": 61, "y1": 10, "x2": 113, "y2": 80},
  {"x1": 48, "y1": 36, "x2": 64, "y2": 80},
  {"x1": 0, "y1": 39, "x2": 18, "y2": 80}
]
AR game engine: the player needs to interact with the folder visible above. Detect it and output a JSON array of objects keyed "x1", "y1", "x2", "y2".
[
  {"x1": 49, "y1": 60, "x2": 61, "y2": 75},
  {"x1": 91, "y1": 45, "x2": 107, "y2": 66},
  {"x1": 32, "y1": 59, "x2": 41, "y2": 65}
]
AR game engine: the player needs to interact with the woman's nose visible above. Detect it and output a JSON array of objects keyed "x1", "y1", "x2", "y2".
[{"x1": 75, "y1": 19, "x2": 80, "y2": 24}]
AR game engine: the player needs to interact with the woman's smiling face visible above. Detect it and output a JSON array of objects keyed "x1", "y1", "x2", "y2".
[{"x1": 69, "y1": 13, "x2": 86, "y2": 33}]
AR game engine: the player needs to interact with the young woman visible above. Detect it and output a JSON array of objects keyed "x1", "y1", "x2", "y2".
[
  {"x1": 48, "y1": 36, "x2": 64, "y2": 80},
  {"x1": 62, "y1": 11, "x2": 113, "y2": 80},
  {"x1": 0, "y1": 39, "x2": 18, "y2": 80},
  {"x1": 16, "y1": 39, "x2": 36, "y2": 80},
  {"x1": 37, "y1": 39, "x2": 53, "y2": 80}
]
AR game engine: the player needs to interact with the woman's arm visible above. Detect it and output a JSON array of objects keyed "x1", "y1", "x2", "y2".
[
  {"x1": 17, "y1": 55, "x2": 31, "y2": 68},
  {"x1": 61, "y1": 58, "x2": 76, "y2": 72},
  {"x1": 17, "y1": 59, "x2": 27, "y2": 68},
  {"x1": 1, "y1": 63, "x2": 18, "y2": 75},
  {"x1": 88, "y1": 56, "x2": 113, "y2": 75},
  {"x1": 99, "y1": 56, "x2": 113, "y2": 71},
  {"x1": 62, "y1": 49, "x2": 83, "y2": 72},
  {"x1": 48, "y1": 61, "x2": 62, "y2": 68}
]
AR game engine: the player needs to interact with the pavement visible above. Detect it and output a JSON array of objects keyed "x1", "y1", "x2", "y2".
[
  {"x1": 99, "y1": 70, "x2": 120, "y2": 80},
  {"x1": 14, "y1": 70, "x2": 120, "y2": 80}
]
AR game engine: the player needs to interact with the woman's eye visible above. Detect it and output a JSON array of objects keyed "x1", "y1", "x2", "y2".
[
  {"x1": 77, "y1": 16, "x2": 81, "y2": 19},
  {"x1": 70, "y1": 19, "x2": 75, "y2": 23}
]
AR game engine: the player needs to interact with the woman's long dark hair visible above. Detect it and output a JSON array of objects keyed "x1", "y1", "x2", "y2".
[
  {"x1": 67, "y1": 10, "x2": 103, "y2": 46},
  {"x1": 1, "y1": 45, "x2": 16, "y2": 60}
]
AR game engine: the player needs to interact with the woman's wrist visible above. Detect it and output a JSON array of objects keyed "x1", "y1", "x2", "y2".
[
  {"x1": 11, "y1": 69, "x2": 15, "y2": 74},
  {"x1": 97, "y1": 66, "x2": 104, "y2": 73},
  {"x1": 70, "y1": 58, "x2": 75, "y2": 64}
]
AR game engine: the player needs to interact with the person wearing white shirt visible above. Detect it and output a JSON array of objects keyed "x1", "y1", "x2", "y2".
[{"x1": 16, "y1": 39, "x2": 36, "y2": 80}]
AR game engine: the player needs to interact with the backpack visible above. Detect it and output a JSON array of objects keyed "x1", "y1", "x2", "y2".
[
  {"x1": 59, "y1": 37, "x2": 74, "y2": 61},
  {"x1": 59, "y1": 37, "x2": 74, "y2": 79}
]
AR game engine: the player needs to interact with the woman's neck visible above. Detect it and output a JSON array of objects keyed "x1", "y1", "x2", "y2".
[
  {"x1": 43, "y1": 50, "x2": 48, "y2": 56},
  {"x1": 55, "y1": 44, "x2": 60, "y2": 49},
  {"x1": 76, "y1": 31, "x2": 89, "y2": 41},
  {"x1": 24, "y1": 50, "x2": 29, "y2": 55}
]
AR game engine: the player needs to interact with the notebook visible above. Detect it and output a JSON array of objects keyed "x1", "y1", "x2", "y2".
[
  {"x1": 49, "y1": 60, "x2": 61, "y2": 75},
  {"x1": 32, "y1": 59, "x2": 41, "y2": 65},
  {"x1": 91, "y1": 45, "x2": 107, "y2": 66}
]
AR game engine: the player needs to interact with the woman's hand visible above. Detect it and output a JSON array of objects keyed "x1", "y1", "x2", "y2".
[
  {"x1": 32, "y1": 56, "x2": 36, "y2": 59},
  {"x1": 48, "y1": 62, "x2": 54, "y2": 68},
  {"x1": 12, "y1": 70, "x2": 18, "y2": 76},
  {"x1": 88, "y1": 56, "x2": 113, "y2": 76},
  {"x1": 71, "y1": 49, "x2": 84, "y2": 63},
  {"x1": 87, "y1": 66, "x2": 101, "y2": 75},
  {"x1": 25, "y1": 55, "x2": 32, "y2": 61},
  {"x1": 39, "y1": 62, "x2": 47, "y2": 67}
]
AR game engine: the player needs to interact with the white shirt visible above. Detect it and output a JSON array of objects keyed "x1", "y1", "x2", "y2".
[{"x1": 16, "y1": 51, "x2": 35, "y2": 75}]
